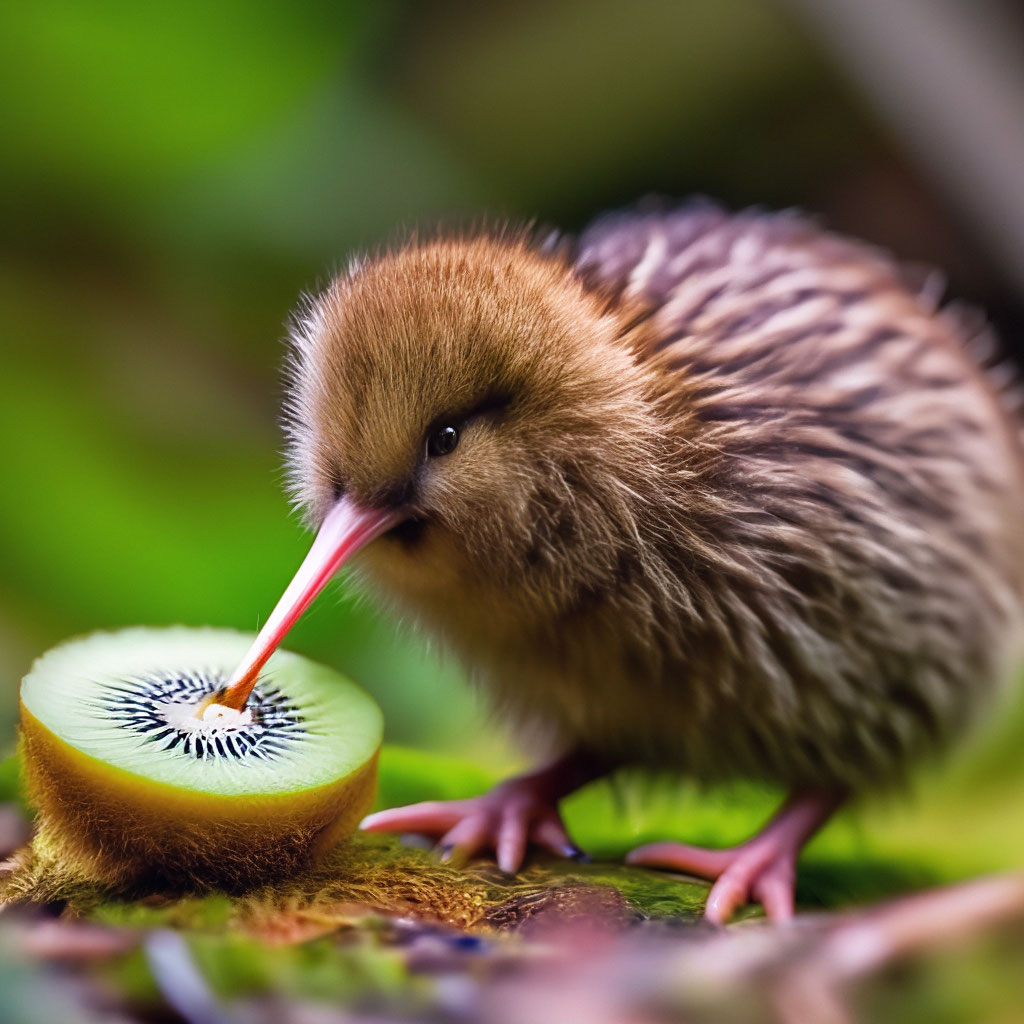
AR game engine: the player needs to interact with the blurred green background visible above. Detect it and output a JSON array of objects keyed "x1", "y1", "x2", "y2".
[{"x1": 1, "y1": 0, "x2": 1023, "y2": 879}]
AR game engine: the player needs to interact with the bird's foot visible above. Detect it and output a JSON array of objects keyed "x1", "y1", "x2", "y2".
[
  {"x1": 361, "y1": 754, "x2": 604, "y2": 874},
  {"x1": 360, "y1": 781, "x2": 583, "y2": 874},
  {"x1": 627, "y1": 834, "x2": 801, "y2": 924},
  {"x1": 626, "y1": 789, "x2": 842, "y2": 924}
]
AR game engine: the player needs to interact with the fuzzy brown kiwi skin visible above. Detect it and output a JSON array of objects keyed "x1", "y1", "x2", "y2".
[{"x1": 19, "y1": 700, "x2": 379, "y2": 893}]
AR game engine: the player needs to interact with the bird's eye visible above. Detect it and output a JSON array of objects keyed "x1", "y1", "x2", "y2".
[{"x1": 427, "y1": 424, "x2": 459, "y2": 457}]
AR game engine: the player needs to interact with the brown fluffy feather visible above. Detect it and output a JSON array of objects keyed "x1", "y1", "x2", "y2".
[{"x1": 285, "y1": 203, "x2": 1024, "y2": 793}]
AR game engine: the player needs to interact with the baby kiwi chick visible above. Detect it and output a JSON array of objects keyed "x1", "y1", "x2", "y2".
[{"x1": 226, "y1": 203, "x2": 1024, "y2": 923}]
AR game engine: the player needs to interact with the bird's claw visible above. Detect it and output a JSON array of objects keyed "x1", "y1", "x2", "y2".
[
  {"x1": 627, "y1": 790, "x2": 841, "y2": 924},
  {"x1": 626, "y1": 837, "x2": 800, "y2": 924},
  {"x1": 361, "y1": 782, "x2": 584, "y2": 875}
]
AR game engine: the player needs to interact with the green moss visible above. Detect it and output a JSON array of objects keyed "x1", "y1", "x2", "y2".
[
  {"x1": 2, "y1": 741, "x2": 711, "y2": 930},
  {"x1": 6, "y1": 740, "x2": 961, "y2": 932},
  {"x1": 2, "y1": 827, "x2": 711, "y2": 935},
  {"x1": 3, "y1": 741, "x2": 942, "y2": 931}
]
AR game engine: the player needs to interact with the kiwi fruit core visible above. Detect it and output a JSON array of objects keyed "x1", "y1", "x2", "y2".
[{"x1": 19, "y1": 627, "x2": 383, "y2": 891}]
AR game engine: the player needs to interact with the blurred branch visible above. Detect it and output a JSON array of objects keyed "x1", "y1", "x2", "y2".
[
  {"x1": 784, "y1": 0, "x2": 1024, "y2": 292},
  {"x1": 771, "y1": 872, "x2": 1024, "y2": 1024}
]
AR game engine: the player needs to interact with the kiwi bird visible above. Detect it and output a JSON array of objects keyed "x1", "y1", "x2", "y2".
[{"x1": 222, "y1": 202, "x2": 1024, "y2": 923}]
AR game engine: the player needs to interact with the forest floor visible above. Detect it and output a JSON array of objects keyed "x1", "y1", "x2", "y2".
[{"x1": 2, "y1": 747, "x2": 1024, "y2": 1024}]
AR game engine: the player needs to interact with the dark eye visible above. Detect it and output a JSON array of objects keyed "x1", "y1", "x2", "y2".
[{"x1": 427, "y1": 424, "x2": 459, "y2": 457}]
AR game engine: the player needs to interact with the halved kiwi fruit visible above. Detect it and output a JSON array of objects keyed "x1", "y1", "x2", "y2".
[{"x1": 19, "y1": 627, "x2": 382, "y2": 891}]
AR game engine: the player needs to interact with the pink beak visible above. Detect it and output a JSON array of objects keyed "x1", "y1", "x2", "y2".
[{"x1": 217, "y1": 496, "x2": 401, "y2": 710}]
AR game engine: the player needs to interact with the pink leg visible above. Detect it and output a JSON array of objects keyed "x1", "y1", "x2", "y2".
[
  {"x1": 361, "y1": 750, "x2": 610, "y2": 874},
  {"x1": 626, "y1": 790, "x2": 844, "y2": 924}
]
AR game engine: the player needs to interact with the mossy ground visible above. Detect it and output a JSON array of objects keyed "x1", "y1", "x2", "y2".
[
  {"x1": 2, "y1": 827, "x2": 717, "y2": 933},
  {"x1": 2, "y1": 740, "x2": 1024, "y2": 1023},
  {"x1": 0, "y1": 745, "x2": 723, "y2": 1022}
]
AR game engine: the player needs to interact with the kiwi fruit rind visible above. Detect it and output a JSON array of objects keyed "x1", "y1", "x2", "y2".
[{"x1": 19, "y1": 627, "x2": 382, "y2": 891}]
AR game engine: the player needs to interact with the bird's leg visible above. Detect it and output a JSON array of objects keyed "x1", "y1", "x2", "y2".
[
  {"x1": 360, "y1": 748, "x2": 610, "y2": 874},
  {"x1": 626, "y1": 789, "x2": 844, "y2": 924}
]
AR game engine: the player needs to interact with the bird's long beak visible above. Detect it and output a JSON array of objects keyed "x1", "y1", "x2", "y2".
[{"x1": 214, "y1": 496, "x2": 402, "y2": 712}]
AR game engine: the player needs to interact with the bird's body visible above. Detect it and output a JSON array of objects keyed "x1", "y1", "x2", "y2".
[{"x1": 276, "y1": 202, "x2": 1024, "y2": 919}]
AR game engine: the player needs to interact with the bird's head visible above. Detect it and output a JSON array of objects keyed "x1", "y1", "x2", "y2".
[
  {"x1": 216, "y1": 231, "x2": 670, "y2": 702},
  {"x1": 284, "y1": 233, "x2": 661, "y2": 622}
]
